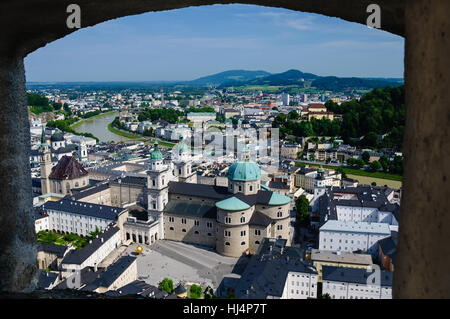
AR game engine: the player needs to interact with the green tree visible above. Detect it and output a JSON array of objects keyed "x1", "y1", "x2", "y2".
[
  {"x1": 362, "y1": 151, "x2": 370, "y2": 163},
  {"x1": 158, "y1": 278, "x2": 174, "y2": 294},
  {"x1": 295, "y1": 195, "x2": 310, "y2": 225},
  {"x1": 189, "y1": 284, "x2": 203, "y2": 299},
  {"x1": 370, "y1": 161, "x2": 382, "y2": 171}
]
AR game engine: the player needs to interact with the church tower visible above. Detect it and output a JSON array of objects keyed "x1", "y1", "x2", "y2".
[
  {"x1": 173, "y1": 135, "x2": 196, "y2": 183},
  {"x1": 39, "y1": 127, "x2": 52, "y2": 195},
  {"x1": 147, "y1": 141, "x2": 169, "y2": 239}
]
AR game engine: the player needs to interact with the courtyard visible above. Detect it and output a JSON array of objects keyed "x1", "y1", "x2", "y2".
[{"x1": 123, "y1": 240, "x2": 249, "y2": 293}]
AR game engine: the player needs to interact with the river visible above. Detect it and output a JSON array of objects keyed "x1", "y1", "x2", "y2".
[{"x1": 73, "y1": 111, "x2": 134, "y2": 143}]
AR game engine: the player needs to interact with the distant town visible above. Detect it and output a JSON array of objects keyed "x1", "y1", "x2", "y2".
[{"x1": 28, "y1": 73, "x2": 403, "y2": 299}]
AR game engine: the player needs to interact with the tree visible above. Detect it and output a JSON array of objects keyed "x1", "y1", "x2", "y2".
[
  {"x1": 288, "y1": 110, "x2": 299, "y2": 120},
  {"x1": 295, "y1": 195, "x2": 310, "y2": 225},
  {"x1": 189, "y1": 284, "x2": 203, "y2": 299},
  {"x1": 336, "y1": 167, "x2": 347, "y2": 179},
  {"x1": 370, "y1": 160, "x2": 382, "y2": 171},
  {"x1": 158, "y1": 278, "x2": 174, "y2": 294},
  {"x1": 203, "y1": 286, "x2": 215, "y2": 299},
  {"x1": 362, "y1": 151, "x2": 370, "y2": 163}
]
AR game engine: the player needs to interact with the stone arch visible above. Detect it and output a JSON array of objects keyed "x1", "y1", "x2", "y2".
[{"x1": 0, "y1": 0, "x2": 449, "y2": 299}]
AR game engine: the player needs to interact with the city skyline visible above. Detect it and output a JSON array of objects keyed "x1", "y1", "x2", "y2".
[{"x1": 25, "y1": 4, "x2": 404, "y2": 82}]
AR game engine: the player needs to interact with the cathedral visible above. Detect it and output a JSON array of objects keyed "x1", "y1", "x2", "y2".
[
  {"x1": 147, "y1": 141, "x2": 293, "y2": 257},
  {"x1": 39, "y1": 132, "x2": 294, "y2": 258}
]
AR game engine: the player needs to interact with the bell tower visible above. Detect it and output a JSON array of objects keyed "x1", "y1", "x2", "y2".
[
  {"x1": 39, "y1": 127, "x2": 52, "y2": 195},
  {"x1": 147, "y1": 141, "x2": 169, "y2": 239}
]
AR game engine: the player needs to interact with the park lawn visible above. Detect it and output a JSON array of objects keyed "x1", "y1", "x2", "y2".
[
  {"x1": 36, "y1": 230, "x2": 91, "y2": 249},
  {"x1": 346, "y1": 174, "x2": 402, "y2": 189},
  {"x1": 294, "y1": 162, "x2": 402, "y2": 182}
]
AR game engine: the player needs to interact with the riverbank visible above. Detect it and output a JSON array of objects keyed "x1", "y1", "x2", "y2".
[
  {"x1": 107, "y1": 122, "x2": 143, "y2": 140},
  {"x1": 69, "y1": 110, "x2": 117, "y2": 130}
]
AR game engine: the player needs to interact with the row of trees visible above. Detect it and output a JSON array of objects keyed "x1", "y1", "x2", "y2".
[{"x1": 137, "y1": 108, "x2": 183, "y2": 123}]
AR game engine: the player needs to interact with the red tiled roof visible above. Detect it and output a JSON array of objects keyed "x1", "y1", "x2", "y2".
[{"x1": 49, "y1": 156, "x2": 88, "y2": 180}]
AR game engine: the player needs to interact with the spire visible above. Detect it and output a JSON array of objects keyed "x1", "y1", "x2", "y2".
[
  {"x1": 40, "y1": 127, "x2": 48, "y2": 146},
  {"x1": 150, "y1": 140, "x2": 163, "y2": 161},
  {"x1": 241, "y1": 144, "x2": 250, "y2": 162}
]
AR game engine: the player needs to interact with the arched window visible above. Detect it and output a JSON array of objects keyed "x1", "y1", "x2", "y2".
[
  {"x1": 194, "y1": 231, "x2": 199, "y2": 235},
  {"x1": 255, "y1": 240, "x2": 260, "y2": 245},
  {"x1": 169, "y1": 227, "x2": 174, "y2": 231},
  {"x1": 182, "y1": 228, "x2": 186, "y2": 233},
  {"x1": 241, "y1": 241, "x2": 246, "y2": 245}
]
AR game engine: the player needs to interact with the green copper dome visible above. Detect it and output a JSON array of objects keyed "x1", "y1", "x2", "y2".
[
  {"x1": 227, "y1": 161, "x2": 261, "y2": 181},
  {"x1": 227, "y1": 145, "x2": 261, "y2": 181},
  {"x1": 216, "y1": 196, "x2": 251, "y2": 211},
  {"x1": 268, "y1": 192, "x2": 291, "y2": 205},
  {"x1": 150, "y1": 141, "x2": 163, "y2": 161},
  {"x1": 176, "y1": 139, "x2": 189, "y2": 155}
]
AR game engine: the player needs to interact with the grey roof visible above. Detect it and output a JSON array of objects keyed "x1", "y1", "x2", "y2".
[
  {"x1": 68, "y1": 183, "x2": 110, "y2": 201},
  {"x1": 37, "y1": 243, "x2": 69, "y2": 258},
  {"x1": 168, "y1": 181, "x2": 229, "y2": 200},
  {"x1": 322, "y1": 265, "x2": 393, "y2": 287},
  {"x1": 82, "y1": 256, "x2": 137, "y2": 291},
  {"x1": 164, "y1": 200, "x2": 217, "y2": 219},
  {"x1": 36, "y1": 270, "x2": 59, "y2": 289},
  {"x1": 318, "y1": 185, "x2": 400, "y2": 227},
  {"x1": 113, "y1": 175, "x2": 147, "y2": 186},
  {"x1": 54, "y1": 267, "x2": 103, "y2": 290},
  {"x1": 268, "y1": 181, "x2": 289, "y2": 189},
  {"x1": 61, "y1": 226, "x2": 120, "y2": 265},
  {"x1": 378, "y1": 231, "x2": 397, "y2": 264},
  {"x1": 43, "y1": 199, "x2": 122, "y2": 221},
  {"x1": 236, "y1": 237, "x2": 317, "y2": 299},
  {"x1": 249, "y1": 211, "x2": 273, "y2": 227},
  {"x1": 109, "y1": 280, "x2": 166, "y2": 298}
]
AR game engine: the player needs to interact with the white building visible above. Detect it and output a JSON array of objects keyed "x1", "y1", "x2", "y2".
[
  {"x1": 61, "y1": 226, "x2": 121, "y2": 273},
  {"x1": 42, "y1": 199, "x2": 126, "y2": 236},
  {"x1": 235, "y1": 238, "x2": 318, "y2": 299},
  {"x1": 322, "y1": 265, "x2": 392, "y2": 299},
  {"x1": 319, "y1": 220, "x2": 391, "y2": 255}
]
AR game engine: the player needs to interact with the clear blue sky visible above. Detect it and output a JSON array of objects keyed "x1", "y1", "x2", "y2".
[{"x1": 25, "y1": 4, "x2": 404, "y2": 82}]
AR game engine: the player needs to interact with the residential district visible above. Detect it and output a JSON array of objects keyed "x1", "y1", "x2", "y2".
[{"x1": 28, "y1": 85, "x2": 402, "y2": 299}]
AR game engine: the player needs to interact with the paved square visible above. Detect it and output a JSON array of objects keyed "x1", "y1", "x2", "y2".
[{"x1": 124, "y1": 240, "x2": 249, "y2": 290}]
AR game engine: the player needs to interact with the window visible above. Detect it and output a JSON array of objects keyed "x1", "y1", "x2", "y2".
[
  {"x1": 240, "y1": 230, "x2": 246, "y2": 236},
  {"x1": 277, "y1": 211, "x2": 282, "y2": 217},
  {"x1": 255, "y1": 240, "x2": 260, "y2": 244},
  {"x1": 277, "y1": 225, "x2": 283, "y2": 230},
  {"x1": 238, "y1": 185, "x2": 242, "y2": 192},
  {"x1": 225, "y1": 242, "x2": 230, "y2": 246},
  {"x1": 254, "y1": 229, "x2": 261, "y2": 236},
  {"x1": 194, "y1": 231, "x2": 199, "y2": 235},
  {"x1": 169, "y1": 217, "x2": 174, "y2": 222},
  {"x1": 240, "y1": 216, "x2": 245, "y2": 223},
  {"x1": 181, "y1": 218, "x2": 187, "y2": 224},
  {"x1": 206, "y1": 222, "x2": 213, "y2": 228},
  {"x1": 224, "y1": 230, "x2": 231, "y2": 237},
  {"x1": 225, "y1": 217, "x2": 231, "y2": 224},
  {"x1": 207, "y1": 233, "x2": 212, "y2": 237},
  {"x1": 152, "y1": 179, "x2": 156, "y2": 186},
  {"x1": 182, "y1": 229, "x2": 186, "y2": 233},
  {"x1": 241, "y1": 241, "x2": 246, "y2": 245},
  {"x1": 169, "y1": 227, "x2": 174, "y2": 231},
  {"x1": 194, "y1": 220, "x2": 200, "y2": 226},
  {"x1": 249, "y1": 185, "x2": 253, "y2": 191}
]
